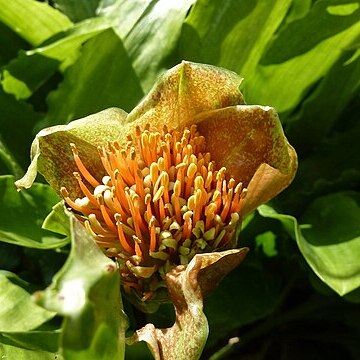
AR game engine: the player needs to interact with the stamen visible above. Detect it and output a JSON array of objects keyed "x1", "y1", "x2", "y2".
[{"x1": 62, "y1": 124, "x2": 245, "y2": 299}]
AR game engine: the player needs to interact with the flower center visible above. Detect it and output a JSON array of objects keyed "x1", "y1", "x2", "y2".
[{"x1": 61, "y1": 124, "x2": 247, "y2": 301}]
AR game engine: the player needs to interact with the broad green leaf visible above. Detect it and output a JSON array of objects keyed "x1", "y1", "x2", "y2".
[
  {"x1": 0, "y1": 330, "x2": 59, "y2": 354},
  {"x1": 42, "y1": 201, "x2": 70, "y2": 237},
  {"x1": 0, "y1": 330, "x2": 61, "y2": 360},
  {"x1": 0, "y1": 272, "x2": 55, "y2": 332},
  {"x1": 27, "y1": 16, "x2": 112, "y2": 69},
  {"x1": 35, "y1": 214, "x2": 126, "y2": 360},
  {"x1": 0, "y1": 86, "x2": 42, "y2": 169},
  {"x1": 245, "y1": 0, "x2": 360, "y2": 112},
  {"x1": 53, "y1": 0, "x2": 100, "y2": 22},
  {"x1": 180, "y1": 0, "x2": 360, "y2": 113},
  {"x1": 0, "y1": 135, "x2": 23, "y2": 177},
  {"x1": 180, "y1": 0, "x2": 292, "y2": 89},
  {"x1": 0, "y1": 343, "x2": 61, "y2": 360},
  {"x1": 44, "y1": 29, "x2": 143, "y2": 126},
  {"x1": 258, "y1": 198, "x2": 360, "y2": 296},
  {"x1": 286, "y1": 48, "x2": 360, "y2": 151},
  {"x1": 279, "y1": 119, "x2": 360, "y2": 214},
  {"x1": 0, "y1": 21, "x2": 29, "y2": 67},
  {"x1": 1, "y1": 52, "x2": 60, "y2": 100},
  {"x1": 0, "y1": 0, "x2": 73, "y2": 47},
  {"x1": 106, "y1": 0, "x2": 196, "y2": 92},
  {"x1": 0, "y1": 175, "x2": 68, "y2": 249}
]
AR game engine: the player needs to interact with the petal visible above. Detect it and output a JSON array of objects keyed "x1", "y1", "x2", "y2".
[
  {"x1": 127, "y1": 248, "x2": 248, "y2": 360},
  {"x1": 126, "y1": 61, "x2": 244, "y2": 130},
  {"x1": 15, "y1": 108, "x2": 128, "y2": 197},
  {"x1": 194, "y1": 105, "x2": 297, "y2": 214}
]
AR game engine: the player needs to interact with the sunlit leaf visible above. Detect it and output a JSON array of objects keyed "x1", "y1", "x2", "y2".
[
  {"x1": 258, "y1": 198, "x2": 360, "y2": 296},
  {"x1": 35, "y1": 214, "x2": 127, "y2": 360},
  {"x1": 53, "y1": 0, "x2": 100, "y2": 22},
  {"x1": 0, "y1": 175, "x2": 68, "y2": 249},
  {"x1": 0, "y1": 0, "x2": 72, "y2": 47},
  {"x1": 0, "y1": 272, "x2": 55, "y2": 332},
  {"x1": 44, "y1": 29, "x2": 143, "y2": 126}
]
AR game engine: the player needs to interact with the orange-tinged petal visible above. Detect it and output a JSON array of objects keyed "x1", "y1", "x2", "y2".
[
  {"x1": 194, "y1": 105, "x2": 297, "y2": 214},
  {"x1": 126, "y1": 61, "x2": 244, "y2": 130}
]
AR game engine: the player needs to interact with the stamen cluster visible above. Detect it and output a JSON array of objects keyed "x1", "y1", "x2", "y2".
[{"x1": 61, "y1": 124, "x2": 247, "y2": 300}]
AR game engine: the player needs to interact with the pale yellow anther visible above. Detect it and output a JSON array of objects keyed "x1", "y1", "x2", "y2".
[
  {"x1": 145, "y1": 193, "x2": 152, "y2": 205},
  {"x1": 187, "y1": 162, "x2": 197, "y2": 178},
  {"x1": 158, "y1": 156, "x2": 166, "y2": 171},
  {"x1": 141, "y1": 132, "x2": 149, "y2": 148},
  {"x1": 228, "y1": 178, "x2": 236, "y2": 189},
  {"x1": 187, "y1": 195, "x2": 196, "y2": 211},
  {"x1": 150, "y1": 162, "x2": 159, "y2": 184},
  {"x1": 212, "y1": 190, "x2": 221, "y2": 202},
  {"x1": 234, "y1": 182, "x2": 243, "y2": 193},
  {"x1": 183, "y1": 210, "x2": 193, "y2": 221},
  {"x1": 230, "y1": 212, "x2": 240, "y2": 225},
  {"x1": 153, "y1": 185, "x2": 165, "y2": 202},
  {"x1": 194, "y1": 176, "x2": 204, "y2": 190},
  {"x1": 205, "y1": 203, "x2": 217, "y2": 216},
  {"x1": 241, "y1": 188, "x2": 248, "y2": 199},
  {"x1": 173, "y1": 180, "x2": 181, "y2": 197}
]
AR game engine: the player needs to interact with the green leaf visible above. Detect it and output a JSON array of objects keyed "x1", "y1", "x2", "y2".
[
  {"x1": 0, "y1": 175, "x2": 68, "y2": 249},
  {"x1": 258, "y1": 198, "x2": 360, "y2": 296},
  {"x1": 0, "y1": 86, "x2": 42, "y2": 169},
  {"x1": 44, "y1": 29, "x2": 143, "y2": 126},
  {"x1": 1, "y1": 52, "x2": 60, "y2": 100},
  {"x1": 0, "y1": 135, "x2": 23, "y2": 177},
  {"x1": 286, "y1": 48, "x2": 360, "y2": 151},
  {"x1": 0, "y1": 272, "x2": 55, "y2": 332},
  {"x1": 245, "y1": 0, "x2": 360, "y2": 112},
  {"x1": 0, "y1": 343, "x2": 61, "y2": 360},
  {"x1": 180, "y1": 0, "x2": 292, "y2": 91},
  {"x1": 0, "y1": 0, "x2": 73, "y2": 47},
  {"x1": 180, "y1": 0, "x2": 360, "y2": 113},
  {"x1": 26, "y1": 16, "x2": 112, "y2": 69},
  {"x1": 0, "y1": 21, "x2": 29, "y2": 67},
  {"x1": 53, "y1": 0, "x2": 100, "y2": 22},
  {"x1": 35, "y1": 214, "x2": 126, "y2": 360},
  {"x1": 0, "y1": 330, "x2": 60, "y2": 354},
  {"x1": 42, "y1": 201, "x2": 70, "y2": 237},
  {"x1": 104, "y1": 0, "x2": 196, "y2": 92}
]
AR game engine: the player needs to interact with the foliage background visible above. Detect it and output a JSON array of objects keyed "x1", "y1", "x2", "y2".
[{"x1": 0, "y1": 0, "x2": 360, "y2": 359}]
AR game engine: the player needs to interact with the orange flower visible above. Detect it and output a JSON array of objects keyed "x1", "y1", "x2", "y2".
[{"x1": 16, "y1": 61, "x2": 297, "y2": 305}]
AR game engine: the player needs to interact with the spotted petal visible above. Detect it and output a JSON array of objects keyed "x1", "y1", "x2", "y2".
[
  {"x1": 194, "y1": 105, "x2": 297, "y2": 215},
  {"x1": 127, "y1": 61, "x2": 245, "y2": 130},
  {"x1": 15, "y1": 108, "x2": 128, "y2": 198}
]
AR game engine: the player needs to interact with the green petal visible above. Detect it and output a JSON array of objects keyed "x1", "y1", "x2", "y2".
[
  {"x1": 15, "y1": 107, "x2": 128, "y2": 198},
  {"x1": 194, "y1": 105, "x2": 297, "y2": 215},
  {"x1": 126, "y1": 61, "x2": 244, "y2": 130},
  {"x1": 127, "y1": 248, "x2": 248, "y2": 360}
]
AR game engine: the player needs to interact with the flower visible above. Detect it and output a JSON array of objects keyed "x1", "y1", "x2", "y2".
[{"x1": 16, "y1": 61, "x2": 297, "y2": 307}]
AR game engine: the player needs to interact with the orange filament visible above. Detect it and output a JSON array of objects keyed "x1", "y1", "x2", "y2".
[{"x1": 61, "y1": 124, "x2": 247, "y2": 299}]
